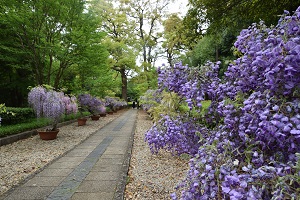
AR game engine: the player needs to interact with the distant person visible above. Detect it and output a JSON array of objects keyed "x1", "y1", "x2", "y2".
[{"x1": 132, "y1": 101, "x2": 136, "y2": 109}]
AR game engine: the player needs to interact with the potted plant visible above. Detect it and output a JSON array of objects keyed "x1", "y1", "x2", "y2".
[
  {"x1": 99, "y1": 105, "x2": 106, "y2": 117},
  {"x1": 88, "y1": 96, "x2": 103, "y2": 120},
  {"x1": 28, "y1": 85, "x2": 77, "y2": 140},
  {"x1": 77, "y1": 94, "x2": 91, "y2": 125},
  {"x1": 78, "y1": 94, "x2": 103, "y2": 120},
  {"x1": 105, "y1": 96, "x2": 117, "y2": 112},
  {"x1": 62, "y1": 94, "x2": 80, "y2": 125},
  {"x1": 106, "y1": 106, "x2": 113, "y2": 115},
  {"x1": 105, "y1": 96, "x2": 127, "y2": 112}
]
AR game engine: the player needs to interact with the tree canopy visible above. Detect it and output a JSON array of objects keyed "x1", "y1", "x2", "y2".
[
  {"x1": 0, "y1": 0, "x2": 111, "y2": 105},
  {"x1": 1, "y1": 0, "x2": 299, "y2": 106}
]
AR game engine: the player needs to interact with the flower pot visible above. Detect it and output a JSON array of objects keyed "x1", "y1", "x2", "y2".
[
  {"x1": 37, "y1": 129, "x2": 59, "y2": 140},
  {"x1": 100, "y1": 113, "x2": 106, "y2": 117},
  {"x1": 77, "y1": 118, "x2": 87, "y2": 126},
  {"x1": 91, "y1": 115, "x2": 100, "y2": 120}
]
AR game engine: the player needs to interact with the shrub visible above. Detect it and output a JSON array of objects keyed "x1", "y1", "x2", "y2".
[{"x1": 0, "y1": 107, "x2": 35, "y2": 125}]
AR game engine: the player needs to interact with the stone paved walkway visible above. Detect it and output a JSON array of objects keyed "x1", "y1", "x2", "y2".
[{"x1": 0, "y1": 109, "x2": 137, "y2": 200}]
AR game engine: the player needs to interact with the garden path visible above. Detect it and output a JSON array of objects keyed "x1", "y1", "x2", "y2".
[{"x1": 0, "y1": 109, "x2": 137, "y2": 200}]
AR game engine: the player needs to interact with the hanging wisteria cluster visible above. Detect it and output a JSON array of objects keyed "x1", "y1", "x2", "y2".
[
  {"x1": 145, "y1": 115, "x2": 203, "y2": 156},
  {"x1": 78, "y1": 94, "x2": 104, "y2": 115},
  {"x1": 144, "y1": 7, "x2": 300, "y2": 199},
  {"x1": 63, "y1": 95, "x2": 78, "y2": 115},
  {"x1": 78, "y1": 95, "x2": 127, "y2": 115},
  {"x1": 139, "y1": 89, "x2": 162, "y2": 111},
  {"x1": 28, "y1": 86, "x2": 77, "y2": 131},
  {"x1": 104, "y1": 96, "x2": 127, "y2": 111}
]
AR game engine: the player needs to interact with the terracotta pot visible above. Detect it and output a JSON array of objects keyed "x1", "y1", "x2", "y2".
[
  {"x1": 77, "y1": 118, "x2": 87, "y2": 126},
  {"x1": 91, "y1": 115, "x2": 100, "y2": 120},
  {"x1": 100, "y1": 113, "x2": 106, "y2": 117},
  {"x1": 37, "y1": 129, "x2": 59, "y2": 140}
]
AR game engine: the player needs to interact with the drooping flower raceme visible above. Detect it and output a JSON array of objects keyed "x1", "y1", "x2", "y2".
[
  {"x1": 63, "y1": 95, "x2": 78, "y2": 115},
  {"x1": 145, "y1": 114, "x2": 202, "y2": 156},
  {"x1": 42, "y1": 90, "x2": 65, "y2": 126},
  {"x1": 28, "y1": 86, "x2": 77, "y2": 131},
  {"x1": 144, "y1": 7, "x2": 300, "y2": 200},
  {"x1": 28, "y1": 86, "x2": 47, "y2": 118}
]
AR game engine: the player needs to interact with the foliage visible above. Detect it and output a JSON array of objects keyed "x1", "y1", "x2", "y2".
[
  {"x1": 181, "y1": 1, "x2": 207, "y2": 50},
  {"x1": 28, "y1": 86, "x2": 77, "y2": 131},
  {"x1": 186, "y1": 0, "x2": 300, "y2": 35},
  {"x1": 145, "y1": 8, "x2": 300, "y2": 199},
  {"x1": 118, "y1": 0, "x2": 172, "y2": 91},
  {"x1": 190, "y1": 35, "x2": 216, "y2": 66},
  {"x1": 0, "y1": 118, "x2": 51, "y2": 138},
  {"x1": 0, "y1": 106, "x2": 17, "y2": 126},
  {"x1": 0, "y1": 107, "x2": 35, "y2": 125},
  {"x1": 0, "y1": 104, "x2": 6, "y2": 126},
  {"x1": 0, "y1": 0, "x2": 109, "y2": 106},
  {"x1": 0, "y1": 111, "x2": 89, "y2": 138},
  {"x1": 105, "y1": 106, "x2": 112, "y2": 112},
  {"x1": 93, "y1": 0, "x2": 138, "y2": 101},
  {"x1": 148, "y1": 91, "x2": 182, "y2": 122},
  {"x1": 129, "y1": 68, "x2": 159, "y2": 98},
  {"x1": 139, "y1": 90, "x2": 161, "y2": 112},
  {"x1": 162, "y1": 14, "x2": 187, "y2": 66}
]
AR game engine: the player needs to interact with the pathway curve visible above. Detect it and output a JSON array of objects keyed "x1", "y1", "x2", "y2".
[{"x1": 0, "y1": 109, "x2": 137, "y2": 200}]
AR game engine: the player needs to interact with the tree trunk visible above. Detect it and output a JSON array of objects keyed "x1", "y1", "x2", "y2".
[
  {"x1": 120, "y1": 68, "x2": 127, "y2": 101},
  {"x1": 47, "y1": 53, "x2": 53, "y2": 85},
  {"x1": 215, "y1": 46, "x2": 219, "y2": 61}
]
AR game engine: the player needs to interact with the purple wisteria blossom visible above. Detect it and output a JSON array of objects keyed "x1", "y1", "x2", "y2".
[{"x1": 144, "y1": 7, "x2": 300, "y2": 200}]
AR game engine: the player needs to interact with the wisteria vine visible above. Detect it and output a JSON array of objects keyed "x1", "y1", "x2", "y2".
[{"x1": 143, "y1": 7, "x2": 300, "y2": 199}]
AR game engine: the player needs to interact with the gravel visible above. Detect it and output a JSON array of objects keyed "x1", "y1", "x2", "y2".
[
  {"x1": 0, "y1": 109, "x2": 189, "y2": 199},
  {"x1": 0, "y1": 111, "x2": 124, "y2": 196},
  {"x1": 124, "y1": 110, "x2": 189, "y2": 200}
]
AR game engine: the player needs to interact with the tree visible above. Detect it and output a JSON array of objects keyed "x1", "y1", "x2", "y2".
[
  {"x1": 162, "y1": 14, "x2": 186, "y2": 66},
  {"x1": 120, "y1": 0, "x2": 173, "y2": 88},
  {"x1": 181, "y1": 1, "x2": 207, "y2": 50},
  {"x1": 182, "y1": 0, "x2": 300, "y2": 72},
  {"x1": 0, "y1": 0, "x2": 110, "y2": 105},
  {"x1": 1, "y1": 0, "x2": 107, "y2": 88},
  {"x1": 92, "y1": 0, "x2": 138, "y2": 101},
  {"x1": 186, "y1": 0, "x2": 300, "y2": 34}
]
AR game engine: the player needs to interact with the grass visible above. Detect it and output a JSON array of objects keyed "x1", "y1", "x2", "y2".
[{"x1": 0, "y1": 112, "x2": 90, "y2": 138}]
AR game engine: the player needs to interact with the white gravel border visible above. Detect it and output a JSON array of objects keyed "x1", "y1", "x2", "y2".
[{"x1": 125, "y1": 110, "x2": 189, "y2": 199}]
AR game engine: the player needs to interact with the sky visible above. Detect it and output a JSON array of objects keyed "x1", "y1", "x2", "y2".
[{"x1": 168, "y1": 0, "x2": 189, "y2": 17}]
